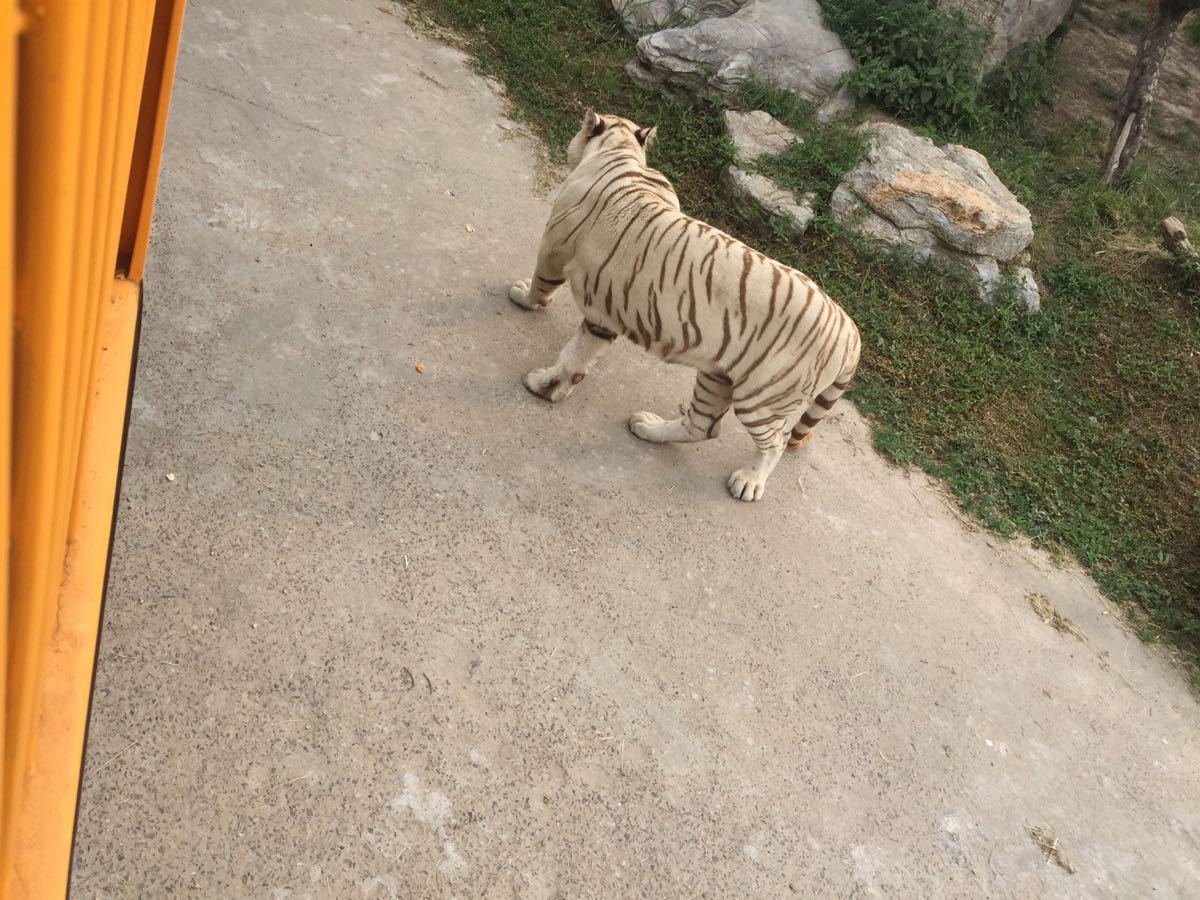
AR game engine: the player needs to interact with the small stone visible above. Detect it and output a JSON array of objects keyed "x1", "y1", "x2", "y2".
[
  {"x1": 969, "y1": 257, "x2": 1002, "y2": 304},
  {"x1": 724, "y1": 110, "x2": 798, "y2": 165},
  {"x1": 166, "y1": 472, "x2": 176, "y2": 482},
  {"x1": 1014, "y1": 266, "x2": 1041, "y2": 313},
  {"x1": 724, "y1": 166, "x2": 814, "y2": 236},
  {"x1": 398, "y1": 667, "x2": 415, "y2": 691},
  {"x1": 832, "y1": 121, "x2": 1042, "y2": 311},
  {"x1": 415, "y1": 362, "x2": 426, "y2": 374}
]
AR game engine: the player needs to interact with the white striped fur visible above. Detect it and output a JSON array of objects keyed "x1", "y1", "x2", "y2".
[{"x1": 510, "y1": 110, "x2": 861, "y2": 501}]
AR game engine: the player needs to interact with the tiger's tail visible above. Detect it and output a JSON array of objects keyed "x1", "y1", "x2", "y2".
[{"x1": 787, "y1": 339, "x2": 860, "y2": 450}]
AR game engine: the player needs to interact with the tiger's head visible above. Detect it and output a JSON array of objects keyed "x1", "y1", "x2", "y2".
[{"x1": 566, "y1": 109, "x2": 657, "y2": 170}]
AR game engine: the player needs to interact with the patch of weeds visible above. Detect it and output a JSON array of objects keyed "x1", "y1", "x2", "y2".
[
  {"x1": 1094, "y1": 78, "x2": 1121, "y2": 103},
  {"x1": 1116, "y1": 8, "x2": 1147, "y2": 34},
  {"x1": 734, "y1": 79, "x2": 821, "y2": 132}
]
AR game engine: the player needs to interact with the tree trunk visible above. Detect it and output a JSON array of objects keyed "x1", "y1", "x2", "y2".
[{"x1": 1100, "y1": 0, "x2": 1197, "y2": 186}]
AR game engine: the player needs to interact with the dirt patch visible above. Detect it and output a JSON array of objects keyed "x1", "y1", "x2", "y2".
[{"x1": 1028, "y1": 592, "x2": 1085, "y2": 640}]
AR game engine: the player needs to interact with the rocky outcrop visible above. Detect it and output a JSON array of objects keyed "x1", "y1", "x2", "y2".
[
  {"x1": 609, "y1": 0, "x2": 746, "y2": 36},
  {"x1": 937, "y1": 0, "x2": 1077, "y2": 68},
  {"x1": 723, "y1": 110, "x2": 815, "y2": 235},
  {"x1": 620, "y1": 0, "x2": 856, "y2": 119},
  {"x1": 831, "y1": 122, "x2": 1040, "y2": 309}
]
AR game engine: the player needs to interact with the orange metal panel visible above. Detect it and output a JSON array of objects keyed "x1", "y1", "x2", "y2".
[
  {"x1": 7, "y1": 280, "x2": 139, "y2": 900},
  {"x1": 5, "y1": 13, "x2": 92, "y2": 879},
  {"x1": 119, "y1": 0, "x2": 185, "y2": 281},
  {"x1": 0, "y1": 0, "x2": 17, "y2": 855},
  {"x1": 3, "y1": 0, "x2": 181, "y2": 894}
]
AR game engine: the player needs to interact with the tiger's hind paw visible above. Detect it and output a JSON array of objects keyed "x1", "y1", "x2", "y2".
[
  {"x1": 727, "y1": 468, "x2": 768, "y2": 502},
  {"x1": 787, "y1": 432, "x2": 813, "y2": 451},
  {"x1": 524, "y1": 367, "x2": 572, "y2": 403}
]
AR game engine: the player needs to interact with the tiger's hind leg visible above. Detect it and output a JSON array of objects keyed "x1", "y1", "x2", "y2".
[
  {"x1": 727, "y1": 405, "x2": 795, "y2": 502},
  {"x1": 787, "y1": 358, "x2": 859, "y2": 449},
  {"x1": 629, "y1": 372, "x2": 732, "y2": 444},
  {"x1": 524, "y1": 320, "x2": 616, "y2": 403}
]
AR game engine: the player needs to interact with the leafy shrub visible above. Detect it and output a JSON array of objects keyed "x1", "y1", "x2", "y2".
[
  {"x1": 820, "y1": 0, "x2": 1057, "y2": 133},
  {"x1": 981, "y1": 40, "x2": 1054, "y2": 125},
  {"x1": 820, "y1": 0, "x2": 988, "y2": 131}
]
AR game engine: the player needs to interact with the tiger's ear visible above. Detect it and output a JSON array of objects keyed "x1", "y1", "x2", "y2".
[
  {"x1": 635, "y1": 125, "x2": 657, "y2": 150},
  {"x1": 583, "y1": 109, "x2": 605, "y2": 138}
]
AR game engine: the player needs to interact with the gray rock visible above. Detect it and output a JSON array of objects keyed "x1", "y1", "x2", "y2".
[
  {"x1": 832, "y1": 183, "x2": 943, "y2": 261},
  {"x1": 834, "y1": 122, "x2": 1033, "y2": 262},
  {"x1": 969, "y1": 256, "x2": 1003, "y2": 302},
  {"x1": 1013, "y1": 265, "x2": 1041, "y2": 312},
  {"x1": 725, "y1": 166, "x2": 815, "y2": 235},
  {"x1": 938, "y1": 0, "x2": 1076, "y2": 68},
  {"x1": 608, "y1": 0, "x2": 746, "y2": 37},
  {"x1": 971, "y1": 261, "x2": 1041, "y2": 312},
  {"x1": 832, "y1": 122, "x2": 1040, "y2": 308},
  {"x1": 724, "y1": 109, "x2": 797, "y2": 164},
  {"x1": 625, "y1": 0, "x2": 856, "y2": 118}
]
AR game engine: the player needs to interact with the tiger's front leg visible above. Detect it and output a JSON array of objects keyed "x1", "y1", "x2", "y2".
[
  {"x1": 510, "y1": 235, "x2": 569, "y2": 310},
  {"x1": 524, "y1": 320, "x2": 617, "y2": 403},
  {"x1": 629, "y1": 371, "x2": 732, "y2": 443}
]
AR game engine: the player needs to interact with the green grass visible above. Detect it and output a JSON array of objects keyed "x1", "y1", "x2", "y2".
[
  {"x1": 1095, "y1": 78, "x2": 1121, "y2": 103},
  {"x1": 1115, "y1": 8, "x2": 1147, "y2": 34},
  {"x1": 405, "y1": 0, "x2": 1200, "y2": 669}
]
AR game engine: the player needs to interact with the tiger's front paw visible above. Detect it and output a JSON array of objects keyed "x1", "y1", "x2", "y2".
[
  {"x1": 509, "y1": 280, "x2": 540, "y2": 310},
  {"x1": 628, "y1": 411, "x2": 668, "y2": 442},
  {"x1": 727, "y1": 468, "x2": 768, "y2": 502},
  {"x1": 523, "y1": 367, "x2": 573, "y2": 403}
]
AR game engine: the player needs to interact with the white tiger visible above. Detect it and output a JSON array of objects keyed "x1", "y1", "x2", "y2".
[{"x1": 510, "y1": 110, "x2": 861, "y2": 501}]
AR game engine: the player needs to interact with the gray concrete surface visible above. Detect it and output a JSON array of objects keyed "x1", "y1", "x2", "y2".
[{"x1": 71, "y1": 1, "x2": 1200, "y2": 896}]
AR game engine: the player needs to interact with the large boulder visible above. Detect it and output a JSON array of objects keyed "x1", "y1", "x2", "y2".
[
  {"x1": 622, "y1": 0, "x2": 856, "y2": 119},
  {"x1": 937, "y1": 0, "x2": 1077, "y2": 68},
  {"x1": 832, "y1": 122, "x2": 1032, "y2": 261},
  {"x1": 723, "y1": 110, "x2": 815, "y2": 235},
  {"x1": 832, "y1": 121, "x2": 1040, "y2": 309},
  {"x1": 609, "y1": 0, "x2": 746, "y2": 36}
]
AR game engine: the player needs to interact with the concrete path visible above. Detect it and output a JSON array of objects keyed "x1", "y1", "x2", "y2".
[{"x1": 72, "y1": 1, "x2": 1200, "y2": 896}]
